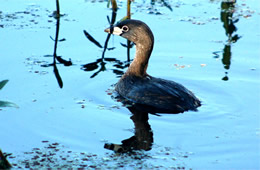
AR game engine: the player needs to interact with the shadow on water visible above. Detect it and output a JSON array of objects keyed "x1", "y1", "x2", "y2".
[{"x1": 217, "y1": 0, "x2": 241, "y2": 81}]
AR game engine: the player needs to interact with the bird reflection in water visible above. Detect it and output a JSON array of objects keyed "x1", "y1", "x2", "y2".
[
  {"x1": 104, "y1": 105, "x2": 153, "y2": 153},
  {"x1": 104, "y1": 94, "x2": 193, "y2": 153},
  {"x1": 220, "y1": 0, "x2": 240, "y2": 81}
]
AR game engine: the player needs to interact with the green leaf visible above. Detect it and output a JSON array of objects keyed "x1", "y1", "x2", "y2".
[
  {"x1": 0, "y1": 101, "x2": 19, "y2": 108},
  {"x1": 0, "y1": 80, "x2": 9, "y2": 90}
]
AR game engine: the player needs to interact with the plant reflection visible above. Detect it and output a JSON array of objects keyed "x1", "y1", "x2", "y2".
[
  {"x1": 82, "y1": 1, "x2": 134, "y2": 78},
  {"x1": 150, "y1": 0, "x2": 173, "y2": 14},
  {"x1": 82, "y1": 58, "x2": 130, "y2": 78},
  {"x1": 220, "y1": 0, "x2": 240, "y2": 81},
  {"x1": 41, "y1": 0, "x2": 72, "y2": 88}
]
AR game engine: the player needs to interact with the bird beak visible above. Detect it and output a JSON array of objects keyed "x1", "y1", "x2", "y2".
[{"x1": 104, "y1": 26, "x2": 122, "y2": 36}]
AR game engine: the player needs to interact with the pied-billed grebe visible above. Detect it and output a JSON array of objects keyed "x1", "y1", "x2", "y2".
[{"x1": 105, "y1": 19, "x2": 201, "y2": 113}]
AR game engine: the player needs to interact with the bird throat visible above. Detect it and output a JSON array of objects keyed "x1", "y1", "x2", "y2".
[{"x1": 125, "y1": 38, "x2": 154, "y2": 77}]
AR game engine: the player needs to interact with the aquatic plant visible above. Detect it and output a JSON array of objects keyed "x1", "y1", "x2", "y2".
[
  {"x1": 0, "y1": 80, "x2": 18, "y2": 108},
  {"x1": 0, "y1": 149, "x2": 12, "y2": 169}
]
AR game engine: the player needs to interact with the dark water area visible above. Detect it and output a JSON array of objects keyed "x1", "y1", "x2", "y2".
[{"x1": 1, "y1": 0, "x2": 260, "y2": 169}]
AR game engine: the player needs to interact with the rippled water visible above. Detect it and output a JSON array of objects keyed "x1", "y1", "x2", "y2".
[{"x1": 1, "y1": 0, "x2": 260, "y2": 169}]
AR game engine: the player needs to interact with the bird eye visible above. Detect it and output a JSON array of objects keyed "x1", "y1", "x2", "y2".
[{"x1": 122, "y1": 25, "x2": 129, "y2": 32}]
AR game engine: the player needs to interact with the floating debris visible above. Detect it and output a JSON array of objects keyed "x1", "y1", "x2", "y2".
[
  {"x1": 6, "y1": 139, "x2": 193, "y2": 169},
  {"x1": 76, "y1": 100, "x2": 86, "y2": 104},
  {"x1": 171, "y1": 64, "x2": 191, "y2": 70}
]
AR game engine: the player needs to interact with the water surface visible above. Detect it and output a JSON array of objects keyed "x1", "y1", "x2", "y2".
[{"x1": 0, "y1": 0, "x2": 260, "y2": 169}]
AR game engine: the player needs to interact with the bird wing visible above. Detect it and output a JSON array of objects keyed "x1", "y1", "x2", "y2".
[{"x1": 117, "y1": 76, "x2": 199, "y2": 113}]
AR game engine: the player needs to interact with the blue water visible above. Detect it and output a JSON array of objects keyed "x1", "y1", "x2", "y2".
[{"x1": 0, "y1": 0, "x2": 260, "y2": 169}]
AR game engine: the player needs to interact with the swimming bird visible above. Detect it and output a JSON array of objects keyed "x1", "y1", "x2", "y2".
[{"x1": 105, "y1": 19, "x2": 201, "y2": 113}]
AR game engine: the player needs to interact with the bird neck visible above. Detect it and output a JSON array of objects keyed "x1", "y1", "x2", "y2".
[{"x1": 126, "y1": 37, "x2": 154, "y2": 77}]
